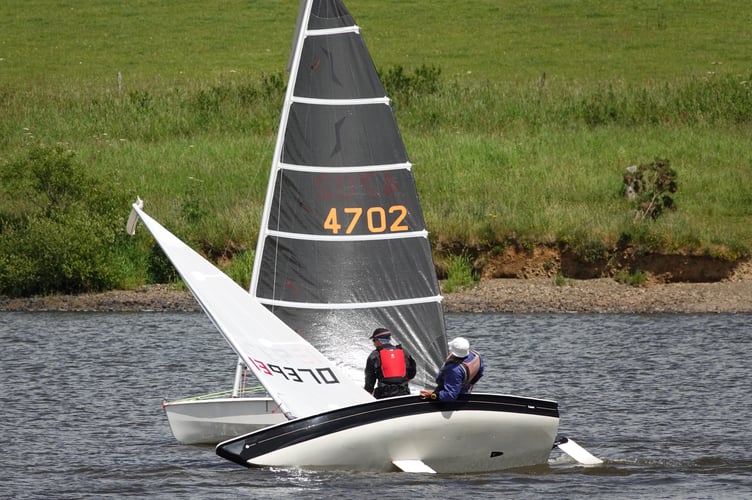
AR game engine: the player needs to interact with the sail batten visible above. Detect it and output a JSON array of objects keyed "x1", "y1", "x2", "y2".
[
  {"x1": 291, "y1": 96, "x2": 388, "y2": 106},
  {"x1": 279, "y1": 161, "x2": 412, "y2": 173},
  {"x1": 306, "y1": 25, "x2": 360, "y2": 37},
  {"x1": 266, "y1": 229, "x2": 428, "y2": 242},
  {"x1": 257, "y1": 295, "x2": 443, "y2": 310}
]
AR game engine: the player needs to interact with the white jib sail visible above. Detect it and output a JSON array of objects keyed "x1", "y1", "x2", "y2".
[{"x1": 130, "y1": 202, "x2": 373, "y2": 419}]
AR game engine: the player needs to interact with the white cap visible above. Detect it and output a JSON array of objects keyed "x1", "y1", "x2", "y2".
[{"x1": 448, "y1": 337, "x2": 470, "y2": 357}]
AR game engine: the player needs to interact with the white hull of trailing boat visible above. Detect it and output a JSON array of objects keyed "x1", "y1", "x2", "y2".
[
  {"x1": 164, "y1": 397, "x2": 287, "y2": 445},
  {"x1": 217, "y1": 394, "x2": 560, "y2": 473}
]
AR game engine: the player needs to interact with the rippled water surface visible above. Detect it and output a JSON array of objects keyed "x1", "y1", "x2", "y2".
[{"x1": 1, "y1": 312, "x2": 750, "y2": 498}]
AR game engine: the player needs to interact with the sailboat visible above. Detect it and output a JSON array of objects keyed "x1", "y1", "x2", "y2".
[
  {"x1": 159, "y1": 0, "x2": 451, "y2": 446},
  {"x1": 128, "y1": 0, "x2": 598, "y2": 473},
  {"x1": 159, "y1": 359, "x2": 285, "y2": 445}
]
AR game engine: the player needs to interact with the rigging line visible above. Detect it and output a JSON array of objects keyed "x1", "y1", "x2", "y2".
[
  {"x1": 169, "y1": 389, "x2": 234, "y2": 401},
  {"x1": 257, "y1": 294, "x2": 444, "y2": 310},
  {"x1": 241, "y1": 366, "x2": 248, "y2": 397}
]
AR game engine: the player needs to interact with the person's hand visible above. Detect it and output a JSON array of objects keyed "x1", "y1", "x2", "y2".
[{"x1": 420, "y1": 390, "x2": 436, "y2": 400}]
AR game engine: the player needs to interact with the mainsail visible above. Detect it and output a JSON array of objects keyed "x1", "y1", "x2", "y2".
[
  {"x1": 130, "y1": 202, "x2": 372, "y2": 419},
  {"x1": 250, "y1": 0, "x2": 447, "y2": 387}
]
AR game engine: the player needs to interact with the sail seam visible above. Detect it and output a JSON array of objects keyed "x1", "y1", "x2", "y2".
[{"x1": 258, "y1": 295, "x2": 444, "y2": 310}]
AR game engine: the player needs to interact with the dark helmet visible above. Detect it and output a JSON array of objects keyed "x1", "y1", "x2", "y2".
[{"x1": 369, "y1": 327, "x2": 391, "y2": 340}]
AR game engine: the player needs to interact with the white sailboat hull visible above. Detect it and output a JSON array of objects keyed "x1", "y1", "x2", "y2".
[
  {"x1": 217, "y1": 393, "x2": 559, "y2": 473},
  {"x1": 164, "y1": 397, "x2": 287, "y2": 445}
]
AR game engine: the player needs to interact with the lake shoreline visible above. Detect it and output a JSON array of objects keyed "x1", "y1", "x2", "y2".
[{"x1": 3, "y1": 274, "x2": 751, "y2": 314}]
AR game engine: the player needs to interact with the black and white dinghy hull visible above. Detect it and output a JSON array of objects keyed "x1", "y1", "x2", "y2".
[{"x1": 216, "y1": 393, "x2": 559, "y2": 474}]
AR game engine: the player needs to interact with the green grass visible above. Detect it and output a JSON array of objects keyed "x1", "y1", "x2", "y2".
[
  {"x1": 3, "y1": 0, "x2": 751, "y2": 89},
  {"x1": 615, "y1": 269, "x2": 648, "y2": 287},
  {"x1": 1, "y1": 0, "x2": 751, "y2": 294},
  {"x1": 416, "y1": 123, "x2": 752, "y2": 254}
]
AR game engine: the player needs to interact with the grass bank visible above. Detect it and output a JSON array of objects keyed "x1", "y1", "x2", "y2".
[{"x1": 1, "y1": 1, "x2": 751, "y2": 295}]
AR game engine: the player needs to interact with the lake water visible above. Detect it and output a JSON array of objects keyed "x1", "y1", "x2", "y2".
[{"x1": 1, "y1": 312, "x2": 750, "y2": 498}]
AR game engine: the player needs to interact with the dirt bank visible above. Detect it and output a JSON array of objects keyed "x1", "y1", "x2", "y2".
[
  {"x1": 2, "y1": 271, "x2": 751, "y2": 314},
  {"x1": 3, "y1": 243, "x2": 750, "y2": 314},
  {"x1": 441, "y1": 276, "x2": 752, "y2": 313}
]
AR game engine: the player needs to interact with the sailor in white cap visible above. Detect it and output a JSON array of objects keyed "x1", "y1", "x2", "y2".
[{"x1": 420, "y1": 337, "x2": 484, "y2": 401}]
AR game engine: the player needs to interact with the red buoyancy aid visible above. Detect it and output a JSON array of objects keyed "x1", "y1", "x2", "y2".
[
  {"x1": 378, "y1": 346, "x2": 408, "y2": 382},
  {"x1": 461, "y1": 350, "x2": 482, "y2": 386}
]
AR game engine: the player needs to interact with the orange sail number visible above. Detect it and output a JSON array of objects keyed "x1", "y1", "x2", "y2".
[{"x1": 324, "y1": 205, "x2": 408, "y2": 234}]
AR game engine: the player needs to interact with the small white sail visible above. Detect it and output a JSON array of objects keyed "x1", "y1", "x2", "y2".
[{"x1": 130, "y1": 203, "x2": 373, "y2": 420}]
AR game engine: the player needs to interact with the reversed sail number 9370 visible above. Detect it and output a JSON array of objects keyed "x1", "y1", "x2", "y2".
[{"x1": 323, "y1": 205, "x2": 408, "y2": 234}]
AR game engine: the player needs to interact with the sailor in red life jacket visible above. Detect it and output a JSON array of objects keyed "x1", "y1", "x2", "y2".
[
  {"x1": 364, "y1": 328, "x2": 417, "y2": 399},
  {"x1": 420, "y1": 337, "x2": 484, "y2": 401}
]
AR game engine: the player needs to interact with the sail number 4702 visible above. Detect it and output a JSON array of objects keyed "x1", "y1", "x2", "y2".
[{"x1": 323, "y1": 205, "x2": 408, "y2": 234}]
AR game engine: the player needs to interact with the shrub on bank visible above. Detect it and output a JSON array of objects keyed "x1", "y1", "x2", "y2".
[{"x1": 0, "y1": 145, "x2": 133, "y2": 296}]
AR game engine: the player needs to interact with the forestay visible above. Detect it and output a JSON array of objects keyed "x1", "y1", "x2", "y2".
[
  {"x1": 130, "y1": 203, "x2": 373, "y2": 419},
  {"x1": 250, "y1": 0, "x2": 447, "y2": 387}
]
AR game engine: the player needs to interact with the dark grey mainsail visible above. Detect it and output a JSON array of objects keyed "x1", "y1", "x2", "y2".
[{"x1": 250, "y1": 0, "x2": 446, "y2": 388}]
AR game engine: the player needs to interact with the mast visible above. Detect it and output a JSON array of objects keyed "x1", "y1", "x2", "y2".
[{"x1": 249, "y1": 0, "x2": 313, "y2": 296}]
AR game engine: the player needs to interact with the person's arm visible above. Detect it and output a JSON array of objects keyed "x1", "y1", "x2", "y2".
[
  {"x1": 405, "y1": 353, "x2": 417, "y2": 380},
  {"x1": 436, "y1": 365, "x2": 463, "y2": 401},
  {"x1": 363, "y1": 352, "x2": 377, "y2": 393}
]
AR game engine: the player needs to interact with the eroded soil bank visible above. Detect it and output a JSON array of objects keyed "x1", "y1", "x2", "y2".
[{"x1": 2, "y1": 254, "x2": 750, "y2": 314}]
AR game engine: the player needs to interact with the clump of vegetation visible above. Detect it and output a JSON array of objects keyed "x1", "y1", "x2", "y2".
[
  {"x1": 553, "y1": 272, "x2": 573, "y2": 287},
  {"x1": 0, "y1": 144, "x2": 132, "y2": 296},
  {"x1": 381, "y1": 64, "x2": 442, "y2": 105},
  {"x1": 222, "y1": 249, "x2": 255, "y2": 288},
  {"x1": 615, "y1": 269, "x2": 648, "y2": 287},
  {"x1": 442, "y1": 253, "x2": 478, "y2": 292},
  {"x1": 622, "y1": 158, "x2": 678, "y2": 221},
  {"x1": 146, "y1": 246, "x2": 179, "y2": 285}
]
